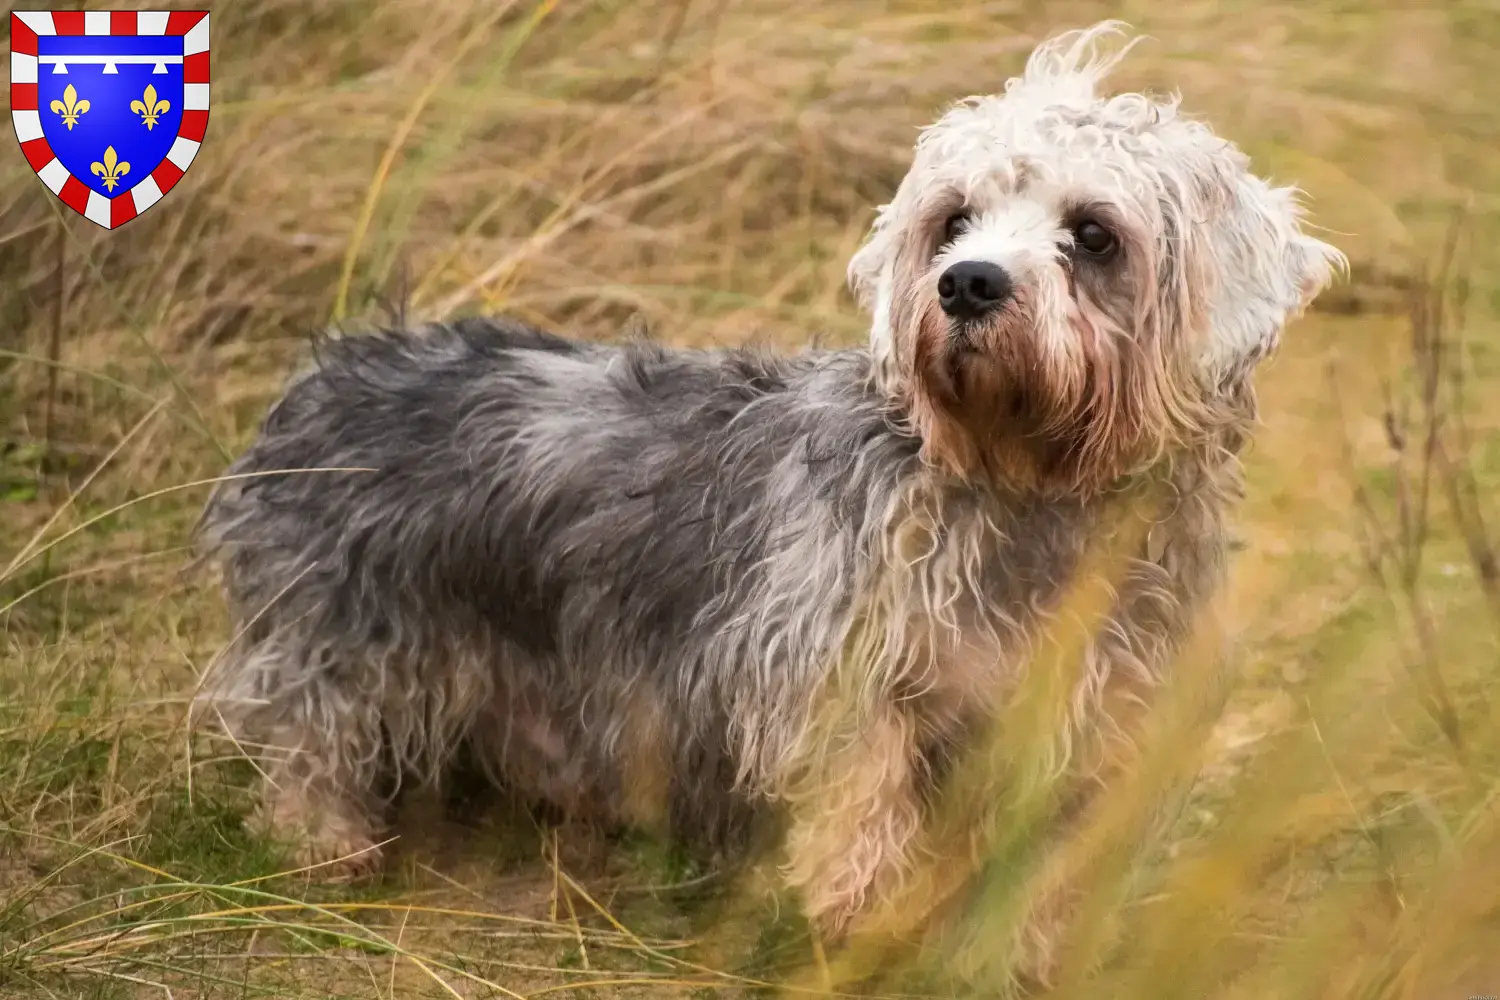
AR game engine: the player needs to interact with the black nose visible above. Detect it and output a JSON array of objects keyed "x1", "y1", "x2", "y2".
[{"x1": 937, "y1": 261, "x2": 1013, "y2": 320}]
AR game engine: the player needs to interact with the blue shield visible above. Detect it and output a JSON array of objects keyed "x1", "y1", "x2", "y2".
[
  {"x1": 11, "y1": 11, "x2": 209, "y2": 229},
  {"x1": 36, "y1": 34, "x2": 185, "y2": 200}
]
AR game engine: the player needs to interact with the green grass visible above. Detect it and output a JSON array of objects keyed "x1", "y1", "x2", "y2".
[{"x1": 3, "y1": 0, "x2": 1500, "y2": 997}]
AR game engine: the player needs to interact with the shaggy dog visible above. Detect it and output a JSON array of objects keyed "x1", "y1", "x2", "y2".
[{"x1": 195, "y1": 21, "x2": 1341, "y2": 984}]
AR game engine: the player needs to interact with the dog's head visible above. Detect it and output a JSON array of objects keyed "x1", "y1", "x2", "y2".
[{"x1": 849, "y1": 21, "x2": 1344, "y2": 493}]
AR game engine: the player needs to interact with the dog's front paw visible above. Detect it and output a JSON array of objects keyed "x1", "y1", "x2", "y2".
[
  {"x1": 259, "y1": 789, "x2": 385, "y2": 879},
  {"x1": 288, "y1": 827, "x2": 384, "y2": 880}
]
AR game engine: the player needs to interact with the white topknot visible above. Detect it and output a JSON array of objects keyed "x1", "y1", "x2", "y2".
[{"x1": 1012, "y1": 20, "x2": 1144, "y2": 103}]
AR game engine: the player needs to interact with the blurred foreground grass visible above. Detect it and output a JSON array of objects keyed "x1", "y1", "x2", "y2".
[{"x1": 2, "y1": 1, "x2": 1499, "y2": 997}]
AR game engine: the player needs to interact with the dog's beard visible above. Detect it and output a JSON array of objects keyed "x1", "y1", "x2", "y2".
[
  {"x1": 931, "y1": 320, "x2": 1055, "y2": 422},
  {"x1": 914, "y1": 292, "x2": 1067, "y2": 437},
  {"x1": 899, "y1": 286, "x2": 1162, "y2": 493}
]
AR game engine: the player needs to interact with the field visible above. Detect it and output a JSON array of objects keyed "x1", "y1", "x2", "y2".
[{"x1": 3, "y1": 1, "x2": 1500, "y2": 997}]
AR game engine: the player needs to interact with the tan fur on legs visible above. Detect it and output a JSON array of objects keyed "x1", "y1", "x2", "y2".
[
  {"x1": 618, "y1": 686, "x2": 672, "y2": 834},
  {"x1": 782, "y1": 705, "x2": 924, "y2": 939}
]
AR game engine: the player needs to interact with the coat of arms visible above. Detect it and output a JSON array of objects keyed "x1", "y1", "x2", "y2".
[{"x1": 10, "y1": 10, "x2": 209, "y2": 229}]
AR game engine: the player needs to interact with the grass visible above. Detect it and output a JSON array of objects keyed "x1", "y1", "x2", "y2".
[{"x1": 3, "y1": 0, "x2": 1500, "y2": 996}]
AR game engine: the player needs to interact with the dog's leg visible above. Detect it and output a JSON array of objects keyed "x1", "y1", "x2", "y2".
[
  {"x1": 205, "y1": 644, "x2": 390, "y2": 878},
  {"x1": 998, "y1": 741, "x2": 1128, "y2": 991},
  {"x1": 1005, "y1": 460, "x2": 1236, "y2": 988},
  {"x1": 782, "y1": 705, "x2": 923, "y2": 938},
  {"x1": 259, "y1": 737, "x2": 386, "y2": 878}
]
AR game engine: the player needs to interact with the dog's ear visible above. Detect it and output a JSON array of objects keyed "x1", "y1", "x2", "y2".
[
  {"x1": 848, "y1": 203, "x2": 896, "y2": 311},
  {"x1": 1198, "y1": 170, "x2": 1346, "y2": 388}
]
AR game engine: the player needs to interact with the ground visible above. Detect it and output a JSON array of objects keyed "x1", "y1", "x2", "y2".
[{"x1": 2, "y1": 1, "x2": 1499, "y2": 998}]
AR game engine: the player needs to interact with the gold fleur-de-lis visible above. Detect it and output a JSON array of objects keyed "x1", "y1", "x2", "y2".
[
  {"x1": 90, "y1": 146, "x2": 130, "y2": 192},
  {"x1": 129, "y1": 84, "x2": 170, "y2": 130},
  {"x1": 49, "y1": 84, "x2": 90, "y2": 131}
]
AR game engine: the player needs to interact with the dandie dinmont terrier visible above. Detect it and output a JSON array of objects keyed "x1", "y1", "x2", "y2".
[{"x1": 196, "y1": 20, "x2": 1340, "y2": 980}]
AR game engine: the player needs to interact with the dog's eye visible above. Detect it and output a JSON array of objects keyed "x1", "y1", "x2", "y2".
[
  {"x1": 942, "y1": 213, "x2": 971, "y2": 247},
  {"x1": 1072, "y1": 220, "x2": 1116, "y2": 258}
]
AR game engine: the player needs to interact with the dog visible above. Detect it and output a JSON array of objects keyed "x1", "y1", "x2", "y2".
[{"x1": 194, "y1": 21, "x2": 1340, "y2": 984}]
